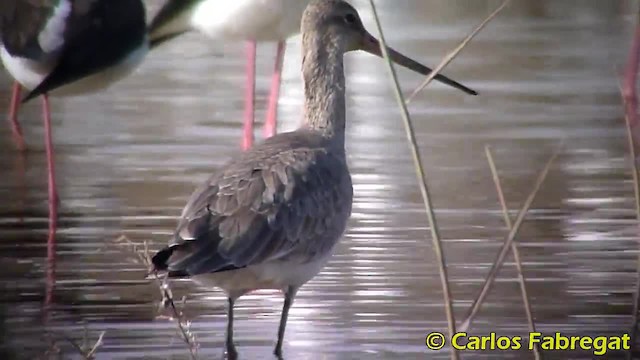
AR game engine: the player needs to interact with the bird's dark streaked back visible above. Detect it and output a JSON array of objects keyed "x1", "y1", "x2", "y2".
[{"x1": 153, "y1": 131, "x2": 353, "y2": 276}]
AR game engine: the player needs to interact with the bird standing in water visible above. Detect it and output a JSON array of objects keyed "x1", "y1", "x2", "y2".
[
  {"x1": 148, "y1": 0, "x2": 312, "y2": 150},
  {"x1": 0, "y1": 0, "x2": 148, "y2": 236},
  {"x1": 151, "y1": 0, "x2": 476, "y2": 358},
  {"x1": 147, "y1": 0, "x2": 476, "y2": 151}
]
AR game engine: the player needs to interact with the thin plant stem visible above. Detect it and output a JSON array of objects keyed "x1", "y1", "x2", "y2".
[
  {"x1": 459, "y1": 141, "x2": 564, "y2": 332},
  {"x1": 622, "y1": 4, "x2": 640, "y2": 131},
  {"x1": 112, "y1": 235, "x2": 198, "y2": 359},
  {"x1": 405, "y1": 0, "x2": 512, "y2": 104},
  {"x1": 367, "y1": 1, "x2": 461, "y2": 358},
  {"x1": 61, "y1": 331, "x2": 106, "y2": 360},
  {"x1": 618, "y1": 67, "x2": 640, "y2": 359},
  {"x1": 485, "y1": 145, "x2": 542, "y2": 360},
  {"x1": 150, "y1": 269, "x2": 198, "y2": 360}
]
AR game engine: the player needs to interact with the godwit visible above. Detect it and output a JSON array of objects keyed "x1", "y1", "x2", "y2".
[
  {"x1": 150, "y1": 0, "x2": 476, "y2": 357},
  {"x1": 0, "y1": 0, "x2": 148, "y2": 233},
  {"x1": 147, "y1": 0, "x2": 477, "y2": 151}
]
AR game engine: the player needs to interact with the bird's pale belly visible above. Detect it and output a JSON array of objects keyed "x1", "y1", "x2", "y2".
[
  {"x1": 192, "y1": 252, "x2": 333, "y2": 298},
  {"x1": 191, "y1": 0, "x2": 309, "y2": 41},
  {"x1": 0, "y1": 41, "x2": 148, "y2": 96},
  {"x1": 1, "y1": 47, "x2": 52, "y2": 91}
]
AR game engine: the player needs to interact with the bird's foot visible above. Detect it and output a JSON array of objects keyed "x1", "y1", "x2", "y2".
[
  {"x1": 273, "y1": 343, "x2": 284, "y2": 359},
  {"x1": 11, "y1": 132, "x2": 26, "y2": 152},
  {"x1": 225, "y1": 342, "x2": 238, "y2": 360}
]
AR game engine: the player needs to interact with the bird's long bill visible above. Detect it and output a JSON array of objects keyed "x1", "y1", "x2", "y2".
[{"x1": 361, "y1": 32, "x2": 477, "y2": 96}]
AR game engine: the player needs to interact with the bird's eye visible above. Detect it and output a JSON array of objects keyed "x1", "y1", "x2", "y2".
[{"x1": 344, "y1": 13, "x2": 357, "y2": 24}]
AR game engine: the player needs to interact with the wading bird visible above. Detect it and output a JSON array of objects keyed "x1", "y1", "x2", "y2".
[
  {"x1": 0, "y1": 0, "x2": 148, "y2": 233},
  {"x1": 147, "y1": 0, "x2": 476, "y2": 151},
  {"x1": 148, "y1": 0, "x2": 311, "y2": 150},
  {"x1": 150, "y1": 0, "x2": 476, "y2": 358}
]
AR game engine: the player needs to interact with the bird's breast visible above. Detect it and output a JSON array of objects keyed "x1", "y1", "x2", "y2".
[
  {"x1": 191, "y1": 252, "x2": 333, "y2": 296},
  {"x1": 0, "y1": 46, "x2": 53, "y2": 91},
  {"x1": 190, "y1": 0, "x2": 309, "y2": 41}
]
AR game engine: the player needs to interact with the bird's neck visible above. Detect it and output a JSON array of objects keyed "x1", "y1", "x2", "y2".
[{"x1": 301, "y1": 32, "x2": 346, "y2": 146}]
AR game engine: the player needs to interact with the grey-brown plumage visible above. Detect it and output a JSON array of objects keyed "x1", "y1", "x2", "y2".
[
  {"x1": 151, "y1": 0, "x2": 471, "y2": 357},
  {"x1": 157, "y1": 131, "x2": 353, "y2": 277}
]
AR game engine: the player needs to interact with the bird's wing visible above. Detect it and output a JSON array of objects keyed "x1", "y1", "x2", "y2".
[
  {"x1": 22, "y1": 0, "x2": 147, "y2": 101},
  {"x1": 148, "y1": 0, "x2": 200, "y2": 48},
  {"x1": 153, "y1": 132, "x2": 353, "y2": 276},
  {"x1": 0, "y1": 0, "x2": 63, "y2": 60}
]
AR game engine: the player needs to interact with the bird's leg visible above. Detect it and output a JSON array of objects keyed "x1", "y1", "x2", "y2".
[
  {"x1": 225, "y1": 297, "x2": 238, "y2": 359},
  {"x1": 45, "y1": 221, "x2": 56, "y2": 314},
  {"x1": 242, "y1": 41, "x2": 257, "y2": 151},
  {"x1": 274, "y1": 286, "x2": 298, "y2": 357},
  {"x1": 42, "y1": 95, "x2": 59, "y2": 231},
  {"x1": 42, "y1": 94, "x2": 58, "y2": 314},
  {"x1": 263, "y1": 41, "x2": 286, "y2": 139},
  {"x1": 8, "y1": 81, "x2": 26, "y2": 151}
]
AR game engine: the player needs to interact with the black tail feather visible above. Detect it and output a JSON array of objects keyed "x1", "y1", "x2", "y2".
[
  {"x1": 147, "y1": 0, "x2": 199, "y2": 49},
  {"x1": 151, "y1": 246, "x2": 174, "y2": 271},
  {"x1": 149, "y1": 31, "x2": 187, "y2": 50},
  {"x1": 149, "y1": 242, "x2": 247, "y2": 280},
  {"x1": 167, "y1": 270, "x2": 190, "y2": 278}
]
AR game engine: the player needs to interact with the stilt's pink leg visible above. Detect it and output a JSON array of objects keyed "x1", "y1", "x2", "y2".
[
  {"x1": 8, "y1": 82, "x2": 26, "y2": 151},
  {"x1": 263, "y1": 41, "x2": 286, "y2": 139},
  {"x1": 242, "y1": 41, "x2": 257, "y2": 151},
  {"x1": 14, "y1": 149, "x2": 27, "y2": 225},
  {"x1": 41, "y1": 94, "x2": 57, "y2": 313},
  {"x1": 42, "y1": 95, "x2": 58, "y2": 231},
  {"x1": 45, "y1": 220, "x2": 56, "y2": 311}
]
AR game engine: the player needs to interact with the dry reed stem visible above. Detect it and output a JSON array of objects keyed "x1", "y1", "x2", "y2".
[
  {"x1": 459, "y1": 141, "x2": 564, "y2": 333},
  {"x1": 111, "y1": 235, "x2": 198, "y2": 359},
  {"x1": 62, "y1": 330, "x2": 106, "y2": 360},
  {"x1": 617, "y1": 73, "x2": 640, "y2": 359},
  {"x1": 405, "y1": 0, "x2": 512, "y2": 104},
  {"x1": 146, "y1": 259, "x2": 198, "y2": 359},
  {"x1": 622, "y1": 5, "x2": 640, "y2": 133},
  {"x1": 485, "y1": 145, "x2": 542, "y2": 360},
  {"x1": 368, "y1": 1, "x2": 459, "y2": 358},
  {"x1": 368, "y1": 1, "x2": 509, "y2": 358}
]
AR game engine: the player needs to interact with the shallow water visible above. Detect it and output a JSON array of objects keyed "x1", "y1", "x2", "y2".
[{"x1": 0, "y1": 0, "x2": 638, "y2": 359}]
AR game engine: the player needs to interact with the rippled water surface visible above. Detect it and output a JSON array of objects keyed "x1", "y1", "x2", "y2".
[{"x1": 0, "y1": 0, "x2": 638, "y2": 359}]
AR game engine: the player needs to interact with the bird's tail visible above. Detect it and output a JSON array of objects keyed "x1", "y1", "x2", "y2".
[
  {"x1": 146, "y1": 245, "x2": 190, "y2": 279},
  {"x1": 151, "y1": 245, "x2": 173, "y2": 271},
  {"x1": 148, "y1": 32, "x2": 187, "y2": 50},
  {"x1": 147, "y1": 0, "x2": 198, "y2": 49}
]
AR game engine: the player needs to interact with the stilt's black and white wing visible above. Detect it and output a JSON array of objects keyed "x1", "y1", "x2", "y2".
[
  {"x1": 0, "y1": 0, "x2": 147, "y2": 101},
  {"x1": 148, "y1": 0, "x2": 200, "y2": 48},
  {"x1": 0, "y1": 0, "x2": 64, "y2": 60}
]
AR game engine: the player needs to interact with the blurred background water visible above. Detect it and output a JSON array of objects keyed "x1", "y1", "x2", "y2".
[{"x1": 0, "y1": 0, "x2": 638, "y2": 358}]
